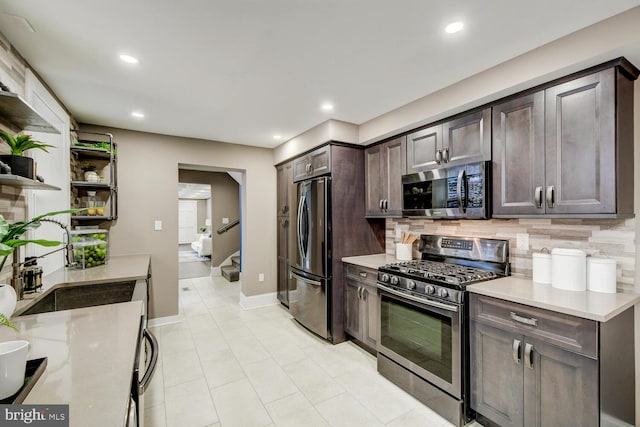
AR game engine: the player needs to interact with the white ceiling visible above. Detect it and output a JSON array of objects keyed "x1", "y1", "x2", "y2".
[
  {"x1": 0, "y1": 1, "x2": 639, "y2": 148},
  {"x1": 178, "y1": 183, "x2": 211, "y2": 200}
]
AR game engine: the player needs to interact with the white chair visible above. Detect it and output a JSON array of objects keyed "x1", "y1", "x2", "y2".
[{"x1": 191, "y1": 234, "x2": 212, "y2": 257}]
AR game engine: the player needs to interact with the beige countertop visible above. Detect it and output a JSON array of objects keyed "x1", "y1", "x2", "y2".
[
  {"x1": 342, "y1": 253, "x2": 400, "y2": 269},
  {"x1": 0, "y1": 301, "x2": 143, "y2": 426},
  {"x1": 468, "y1": 276, "x2": 640, "y2": 322},
  {"x1": 15, "y1": 254, "x2": 151, "y2": 313}
]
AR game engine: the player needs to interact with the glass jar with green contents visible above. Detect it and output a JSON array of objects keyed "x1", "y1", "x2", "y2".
[{"x1": 69, "y1": 227, "x2": 109, "y2": 269}]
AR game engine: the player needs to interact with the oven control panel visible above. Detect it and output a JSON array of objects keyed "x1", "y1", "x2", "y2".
[{"x1": 377, "y1": 272, "x2": 463, "y2": 305}]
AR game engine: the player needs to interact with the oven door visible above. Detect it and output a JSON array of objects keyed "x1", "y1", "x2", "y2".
[{"x1": 377, "y1": 284, "x2": 462, "y2": 398}]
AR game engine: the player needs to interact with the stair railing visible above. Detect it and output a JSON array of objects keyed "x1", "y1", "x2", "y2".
[{"x1": 217, "y1": 218, "x2": 239, "y2": 235}]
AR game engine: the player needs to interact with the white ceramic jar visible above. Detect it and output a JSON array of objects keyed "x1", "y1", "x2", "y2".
[
  {"x1": 587, "y1": 257, "x2": 617, "y2": 293},
  {"x1": 532, "y1": 252, "x2": 552, "y2": 284},
  {"x1": 0, "y1": 284, "x2": 17, "y2": 317},
  {"x1": 0, "y1": 340, "x2": 29, "y2": 399},
  {"x1": 551, "y1": 248, "x2": 587, "y2": 291}
]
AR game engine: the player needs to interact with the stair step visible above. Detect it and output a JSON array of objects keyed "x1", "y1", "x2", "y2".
[
  {"x1": 221, "y1": 265, "x2": 240, "y2": 282},
  {"x1": 231, "y1": 256, "x2": 241, "y2": 268}
]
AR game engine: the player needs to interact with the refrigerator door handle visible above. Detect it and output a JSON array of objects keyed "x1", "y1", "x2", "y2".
[
  {"x1": 296, "y1": 193, "x2": 306, "y2": 262},
  {"x1": 290, "y1": 271, "x2": 322, "y2": 286}
]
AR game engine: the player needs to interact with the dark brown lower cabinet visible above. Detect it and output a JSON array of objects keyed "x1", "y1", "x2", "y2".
[
  {"x1": 470, "y1": 293, "x2": 635, "y2": 427},
  {"x1": 344, "y1": 264, "x2": 378, "y2": 353}
]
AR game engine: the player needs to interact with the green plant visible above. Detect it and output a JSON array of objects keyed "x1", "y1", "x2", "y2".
[
  {"x1": 80, "y1": 161, "x2": 97, "y2": 172},
  {"x1": 0, "y1": 208, "x2": 86, "y2": 271},
  {"x1": 0, "y1": 130, "x2": 55, "y2": 156},
  {"x1": 0, "y1": 313, "x2": 17, "y2": 331}
]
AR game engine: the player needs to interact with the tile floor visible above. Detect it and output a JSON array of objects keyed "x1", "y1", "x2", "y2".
[{"x1": 144, "y1": 275, "x2": 459, "y2": 427}]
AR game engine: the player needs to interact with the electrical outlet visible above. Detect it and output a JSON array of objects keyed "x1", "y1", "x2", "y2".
[
  {"x1": 154, "y1": 220, "x2": 162, "y2": 231},
  {"x1": 258, "y1": 273, "x2": 265, "y2": 282},
  {"x1": 516, "y1": 233, "x2": 529, "y2": 250}
]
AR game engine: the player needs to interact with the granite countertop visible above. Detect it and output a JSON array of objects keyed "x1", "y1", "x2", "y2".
[
  {"x1": 15, "y1": 254, "x2": 151, "y2": 313},
  {"x1": 468, "y1": 276, "x2": 640, "y2": 322},
  {"x1": 0, "y1": 301, "x2": 143, "y2": 426},
  {"x1": 342, "y1": 253, "x2": 400, "y2": 269}
]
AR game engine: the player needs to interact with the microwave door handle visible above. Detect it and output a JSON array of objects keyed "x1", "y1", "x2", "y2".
[{"x1": 456, "y1": 169, "x2": 467, "y2": 213}]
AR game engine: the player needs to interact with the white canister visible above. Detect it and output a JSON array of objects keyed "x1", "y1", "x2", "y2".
[
  {"x1": 551, "y1": 248, "x2": 587, "y2": 291},
  {"x1": 396, "y1": 243, "x2": 413, "y2": 261},
  {"x1": 587, "y1": 257, "x2": 617, "y2": 293},
  {"x1": 532, "y1": 253, "x2": 552, "y2": 284}
]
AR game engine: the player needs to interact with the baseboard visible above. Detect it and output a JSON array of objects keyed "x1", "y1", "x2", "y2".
[
  {"x1": 239, "y1": 291, "x2": 278, "y2": 310},
  {"x1": 148, "y1": 314, "x2": 184, "y2": 328}
]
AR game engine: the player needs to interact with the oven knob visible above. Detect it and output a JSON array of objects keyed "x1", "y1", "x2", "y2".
[
  {"x1": 438, "y1": 288, "x2": 449, "y2": 298},
  {"x1": 406, "y1": 280, "x2": 416, "y2": 290},
  {"x1": 380, "y1": 274, "x2": 390, "y2": 282},
  {"x1": 390, "y1": 276, "x2": 399, "y2": 285},
  {"x1": 425, "y1": 285, "x2": 435, "y2": 295}
]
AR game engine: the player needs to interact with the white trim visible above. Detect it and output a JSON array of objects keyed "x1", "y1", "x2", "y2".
[
  {"x1": 239, "y1": 291, "x2": 278, "y2": 310},
  {"x1": 148, "y1": 314, "x2": 184, "y2": 328}
]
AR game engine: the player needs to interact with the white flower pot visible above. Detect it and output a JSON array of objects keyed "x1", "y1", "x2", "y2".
[
  {"x1": 84, "y1": 171, "x2": 99, "y2": 182},
  {"x1": 0, "y1": 284, "x2": 16, "y2": 317},
  {"x1": 0, "y1": 340, "x2": 29, "y2": 399}
]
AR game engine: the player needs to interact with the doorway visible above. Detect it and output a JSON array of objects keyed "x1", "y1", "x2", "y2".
[{"x1": 178, "y1": 185, "x2": 212, "y2": 280}]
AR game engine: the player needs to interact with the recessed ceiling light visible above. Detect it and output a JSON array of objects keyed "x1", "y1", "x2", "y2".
[
  {"x1": 273, "y1": 135, "x2": 283, "y2": 140},
  {"x1": 321, "y1": 103, "x2": 334, "y2": 111},
  {"x1": 131, "y1": 111, "x2": 145, "y2": 119},
  {"x1": 119, "y1": 54, "x2": 139, "y2": 64},
  {"x1": 445, "y1": 21, "x2": 464, "y2": 34}
]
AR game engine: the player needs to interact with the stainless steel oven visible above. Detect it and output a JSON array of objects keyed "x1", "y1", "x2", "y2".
[
  {"x1": 378, "y1": 284, "x2": 462, "y2": 398},
  {"x1": 376, "y1": 234, "x2": 509, "y2": 427}
]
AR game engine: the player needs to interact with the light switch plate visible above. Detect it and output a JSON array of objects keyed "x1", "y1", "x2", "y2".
[
  {"x1": 154, "y1": 220, "x2": 162, "y2": 231},
  {"x1": 258, "y1": 273, "x2": 265, "y2": 282},
  {"x1": 222, "y1": 217, "x2": 229, "y2": 224}
]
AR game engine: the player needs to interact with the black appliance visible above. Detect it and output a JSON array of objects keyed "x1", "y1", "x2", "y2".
[
  {"x1": 402, "y1": 161, "x2": 490, "y2": 218},
  {"x1": 289, "y1": 176, "x2": 331, "y2": 339},
  {"x1": 377, "y1": 234, "x2": 509, "y2": 427}
]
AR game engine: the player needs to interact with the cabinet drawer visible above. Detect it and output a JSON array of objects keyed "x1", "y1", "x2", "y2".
[
  {"x1": 469, "y1": 294, "x2": 597, "y2": 358},
  {"x1": 344, "y1": 263, "x2": 377, "y2": 286}
]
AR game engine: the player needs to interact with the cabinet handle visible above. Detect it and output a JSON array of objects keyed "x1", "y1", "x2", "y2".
[
  {"x1": 510, "y1": 311, "x2": 538, "y2": 327},
  {"x1": 383, "y1": 200, "x2": 388, "y2": 210},
  {"x1": 359, "y1": 272, "x2": 367, "y2": 278},
  {"x1": 362, "y1": 288, "x2": 367, "y2": 301},
  {"x1": 546, "y1": 186, "x2": 555, "y2": 208},
  {"x1": 512, "y1": 339, "x2": 522, "y2": 365},
  {"x1": 524, "y1": 343, "x2": 534, "y2": 369},
  {"x1": 442, "y1": 147, "x2": 449, "y2": 163},
  {"x1": 435, "y1": 149, "x2": 442, "y2": 164},
  {"x1": 534, "y1": 186, "x2": 543, "y2": 208},
  {"x1": 379, "y1": 199, "x2": 384, "y2": 210}
]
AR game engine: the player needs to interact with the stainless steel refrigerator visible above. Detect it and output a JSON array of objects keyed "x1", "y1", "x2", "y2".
[{"x1": 289, "y1": 176, "x2": 331, "y2": 339}]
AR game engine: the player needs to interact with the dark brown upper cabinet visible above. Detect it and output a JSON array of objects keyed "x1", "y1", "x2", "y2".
[
  {"x1": 493, "y1": 60, "x2": 638, "y2": 218},
  {"x1": 365, "y1": 135, "x2": 406, "y2": 217},
  {"x1": 406, "y1": 108, "x2": 491, "y2": 173}
]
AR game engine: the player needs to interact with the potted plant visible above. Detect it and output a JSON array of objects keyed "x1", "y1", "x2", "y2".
[
  {"x1": 80, "y1": 161, "x2": 98, "y2": 183},
  {"x1": 0, "y1": 130, "x2": 55, "y2": 179}
]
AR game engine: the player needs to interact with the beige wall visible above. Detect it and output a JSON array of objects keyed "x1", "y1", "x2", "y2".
[
  {"x1": 179, "y1": 170, "x2": 240, "y2": 267},
  {"x1": 80, "y1": 124, "x2": 276, "y2": 319}
]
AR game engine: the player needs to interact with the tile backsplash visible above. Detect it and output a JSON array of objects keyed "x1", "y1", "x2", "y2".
[{"x1": 386, "y1": 217, "x2": 637, "y2": 292}]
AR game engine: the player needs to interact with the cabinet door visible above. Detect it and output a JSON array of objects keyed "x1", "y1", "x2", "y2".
[
  {"x1": 344, "y1": 278, "x2": 361, "y2": 340},
  {"x1": 364, "y1": 144, "x2": 384, "y2": 216},
  {"x1": 276, "y1": 162, "x2": 292, "y2": 216},
  {"x1": 492, "y1": 92, "x2": 545, "y2": 216},
  {"x1": 381, "y1": 136, "x2": 406, "y2": 216},
  {"x1": 361, "y1": 284, "x2": 378, "y2": 351},
  {"x1": 470, "y1": 321, "x2": 524, "y2": 427},
  {"x1": 277, "y1": 217, "x2": 289, "y2": 305},
  {"x1": 406, "y1": 124, "x2": 442, "y2": 173},
  {"x1": 523, "y1": 338, "x2": 598, "y2": 427},
  {"x1": 292, "y1": 155, "x2": 310, "y2": 182},
  {"x1": 442, "y1": 108, "x2": 491, "y2": 167},
  {"x1": 309, "y1": 145, "x2": 331, "y2": 177},
  {"x1": 545, "y1": 69, "x2": 616, "y2": 214}
]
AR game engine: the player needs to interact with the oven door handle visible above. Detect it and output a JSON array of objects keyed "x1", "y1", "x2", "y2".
[{"x1": 377, "y1": 283, "x2": 459, "y2": 312}]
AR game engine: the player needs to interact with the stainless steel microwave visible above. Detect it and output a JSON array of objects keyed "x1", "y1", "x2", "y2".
[{"x1": 401, "y1": 161, "x2": 490, "y2": 219}]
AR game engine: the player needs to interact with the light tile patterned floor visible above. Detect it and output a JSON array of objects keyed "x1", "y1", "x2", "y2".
[{"x1": 144, "y1": 275, "x2": 458, "y2": 427}]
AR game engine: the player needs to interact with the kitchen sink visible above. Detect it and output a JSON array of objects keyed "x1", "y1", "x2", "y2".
[{"x1": 15, "y1": 281, "x2": 137, "y2": 316}]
